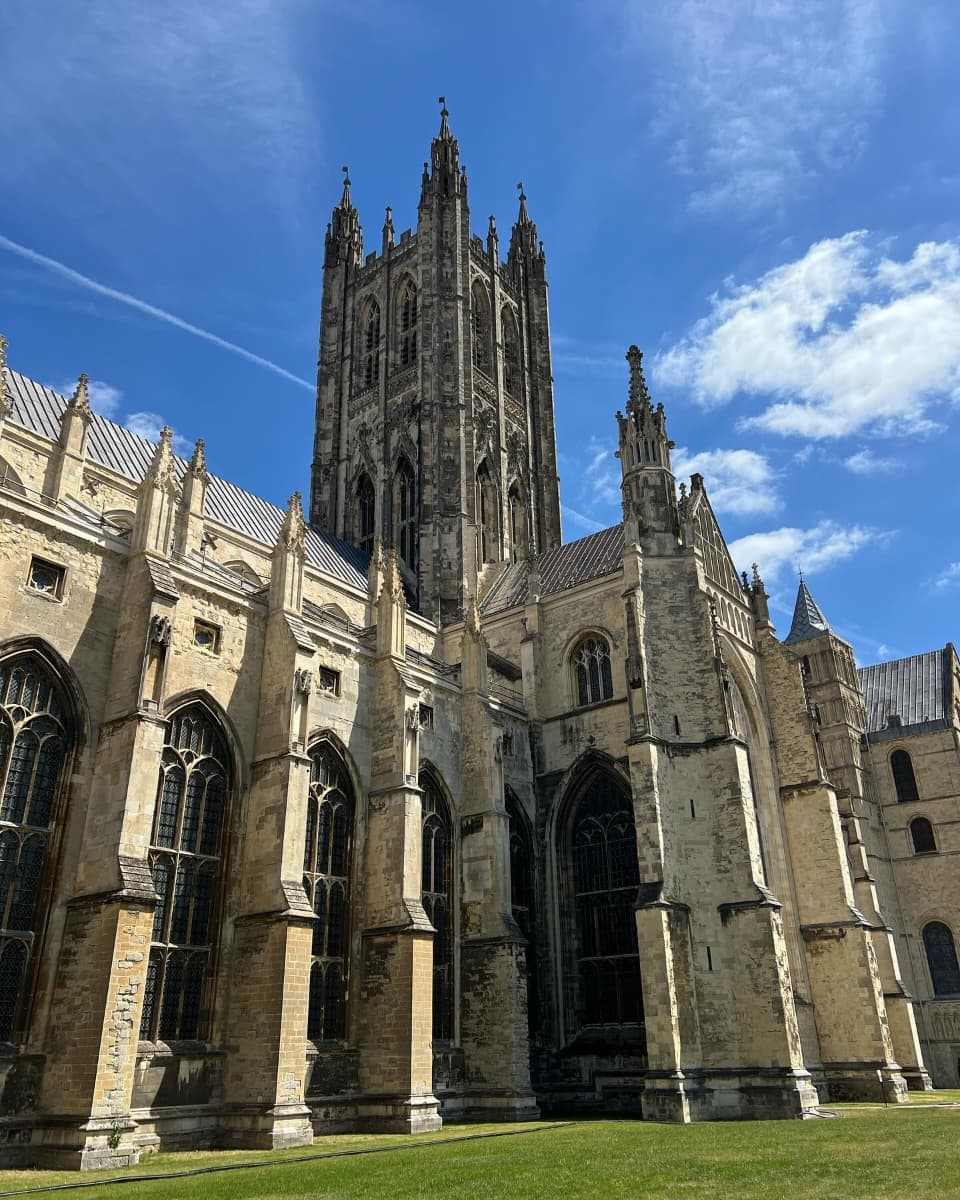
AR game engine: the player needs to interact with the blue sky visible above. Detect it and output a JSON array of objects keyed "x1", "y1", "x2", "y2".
[{"x1": 2, "y1": 0, "x2": 958, "y2": 664}]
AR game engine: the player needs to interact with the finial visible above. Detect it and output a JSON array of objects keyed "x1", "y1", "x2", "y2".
[
  {"x1": 439, "y1": 95, "x2": 448, "y2": 116},
  {"x1": 144, "y1": 425, "x2": 176, "y2": 488},
  {"x1": 752, "y1": 562, "x2": 762, "y2": 586},
  {"x1": 516, "y1": 180, "x2": 530, "y2": 224},
  {"x1": 437, "y1": 96, "x2": 452, "y2": 140},
  {"x1": 797, "y1": 565, "x2": 804, "y2": 582},
  {"x1": 340, "y1": 164, "x2": 352, "y2": 208},
  {"x1": 67, "y1": 372, "x2": 91, "y2": 415},
  {"x1": 626, "y1": 345, "x2": 651, "y2": 409},
  {"x1": 189, "y1": 437, "x2": 208, "y2": 477},
  {"x1": 278, "y1": 490, "x2": 306, "y2": 553},
  {"x1": 465, "y1": 592, "x2": 482, "y2": 636}
]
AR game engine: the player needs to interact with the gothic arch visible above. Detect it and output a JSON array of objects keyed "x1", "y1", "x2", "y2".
[
  {"x1": 471, "y1": 281, "x2": 492, "y2": 374},
  {"x1": 419, "y1": 761, "x2": 457, "y2": 1043},
  {"x1": 501, "y1": 305, "x2": 521, "y2": 396},
  {"x1": 395, "y1": 275, "x2": 418, "y2": 368},
  {"x1": 475, "y1": 458, "x2": 499, "y2": 565},
  {"x1": 160, "y1": 690, "x2": 247, "y2": 796},
  {"x1": 506, "y1": 787, "x2": 539, "y2": 1037},
  {"x1": 507, "y1": 477, "x2": 528, "y2": 562},
  {"x1": 0, "y1": 640, "x2": 86, "y2": 1043},
  {"x1": 550, "y1": 753, "x2": 643, "y2": 1045},
  {"x1": 392, "y1": 454, "x2": 417, "y2": 569},
  {"x1": 358, "y1": 297, "x2": 381, "y2": 390}
]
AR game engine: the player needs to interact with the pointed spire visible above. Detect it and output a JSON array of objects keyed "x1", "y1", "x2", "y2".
[
  {"x1": 188, "y1": 436, "x2": 208, "y2": 480},
  {"x1": 517, "y1": 181, "x2": 531, "y2": 226},
  {"x1": 278, "y1": 490, "x2": 306, "y2": 554},
  {"x1": 784, "y1": 579, "x2": 832, "y2": 644},
  {"x1": 339, "y1": 164, "x2": 353, "y2": 210},
  {"x1": 508, "y1": 181, "x2": 540, "y2": 265},
  {"x1": 423, "y1": 96, "x2": 462, "y2": 201},
  {"x1": 67, "y1": 372, "x2": 92, "y2": 417},
  {"x1": 437, "y1": 95, "x2": 452, "y2": 141},
  {"x1": 0, "y1": 334, "x2": 12, "y2": 418},
  {"x1": 382, "y1": 205, "x2": 395, "y2": 253},
  {"x1": 626, "y1": 346, "x2": 653, "y2": 413},
  {"x1": 146, "y1": 426, "x2": 177, "y2": 488}
]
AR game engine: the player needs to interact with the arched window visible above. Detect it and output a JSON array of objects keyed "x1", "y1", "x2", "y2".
[
  {"x1": 502, "y1": 308, "x2": 520, "y2": 395},
  {"x1": 395, "y1": 459, "x2": 416, "y2": 568},
  {"x1": 563, "y1": 769, "x2": 643, "y2": 1034},
  {"x1": 476, "y1": 461, "x2": 497, "y2": 565},
  {"x1": 471, "y1": 283, "x2": 491, "y2": 374},
  {"x1": 223, "y1": 560, "x2": 263, "y2": 586},
  {"x1": 362, "y1": 301, "x2": 381, "y2": 390},
  {"x1": 891, "y1": 749, "x2": 919, "y2": 803},
  {"x1": 141, "y1": 705, "x2": 230, "y2": 1043},
  {"x1": 923, "y1": 921, "x2": 960, "y2": 996},
  {"x1": 0, "y1": 652, "x2": 74, "y2": 1043},
  {"x1": 508, "y1": 481, "x2": 527, "y2": 562},
  {"x1": 398, "y1": 280, "x2": 418, "y2": 368},
  {"x1": 910, "y1": 817, "x2": 937, "y2": 854},
  {"x1": 572, "y1": 636, "x2": 614, "y2": 707},
  {"x1": 507, "y1": 791, "x2": 538, "y2": 1037},
  {"x1": 355, "y1": 472, "x2": 376, "y2": 555},
  {"x1": 304, "y1": 741, "x2": 354, "y2": 1041},
  {"x1": 420, "y1": 772, "x2": 453, "y2": 1042}
]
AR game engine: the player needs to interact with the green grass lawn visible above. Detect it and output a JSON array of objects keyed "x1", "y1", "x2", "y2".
[{"x1": 2, "y1": 1105, "x2": 960, "y2": 1200}]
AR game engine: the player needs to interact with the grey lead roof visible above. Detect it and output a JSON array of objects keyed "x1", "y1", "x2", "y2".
[
  {"x1": 3, "y1": 368, "x2": 370, "y2": 592},
  {"x1": 783, "y1": 580, "x2": 832, "y2": 644},
  {"x1": 858, "y1": 649, "x2": 948, "y2": 735},
  {"x1": 481, "y1": 524, "x2": 624, "y2": 614}
]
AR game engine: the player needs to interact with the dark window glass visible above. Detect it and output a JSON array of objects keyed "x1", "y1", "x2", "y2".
[
  {"x1": 140, "y1": 705, "x2": 230, "y2": 1043},
  {"x1": 502, "y1": 310, "x2": 520, "y2": 395},
  {"x1": 923, "y1": 922, "x2": 960, "y2": 996},
  {"x1": 910, "y1": 817, "x2": 936, "y2": 854},
  {"x1": 304, "y1": 742, "x2": 353, "y2": 1041},
  {"x1": 356, "y1": 473, "x2": 376, "y2": 555},
  {"x1": 573, "y1": 637, "x2": 614, "y2": 707},
  {"x1": 362, "y1": 302, "x2": 381, "y2": 389},
  {"x1": 0, "y1": 654, "x2": 72, "y2": 1043},
  {"x1": 421, "y1": 774, "x2": 453, "y2": 1041},
  {"x1": 471, "y1": 284, "x2": 490, "y2": 373},
  {"x1": 891, "y1": 750, "x2": 919, "y2": 803},
  {"x1": 567, "y1": 773, "x2": 643, "y2": 1031},
  {"x1": 398, "y1": 281, "x2": 418, "y2": 367},
  {"x1": 476, "y1": 463, "x2": 496, "y2": 565},
  {"x1": 396, "y1": 461, "x2": 417, "y2": 568},
  {"x1": 508, "y1": 484, "x2": 527, "y2": 562}
]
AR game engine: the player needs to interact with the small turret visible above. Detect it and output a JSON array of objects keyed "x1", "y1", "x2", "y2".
[
  {"x1": 784, "y1": 579, "x2": 832, "y2": 645},
  {"x1": 421, "y1": 97, "x2": 464, "y2": 202},
  {"x1": 508, "y1": 182, "x2": 541, "y2": 270},
  {"x1": 132, "y1": 427, "x2": 180, "y2": 556},
  {"x1": 270, "y1": 492, "x2": 307, "y2": 614},
  {"x1": 382, "y1": 205, "x2": 395, "y2": 255},
  {"x1": 616, "y1": 346, "x2": 677, "y2": 546},
  {"x1": 325, "y1": 165, "x2": 363, "y2": 268},
  {"x1": 50, "y1": 373, "x2": 94, "y2": 501},
  {"x1": 176, "y1": 437, "x2": 210, "y2": 556}
]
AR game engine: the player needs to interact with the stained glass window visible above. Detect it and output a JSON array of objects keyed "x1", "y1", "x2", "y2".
[
  {"x1": 304, "y1": 742, "x2": 353, "y2": 1041},
  {"x1": 0, "y1": 653, "x2": 72, "y2": 1043},
  {"x1": 567, "y1": 772, "x2": 643, "y2": 1031},
  {"x1": 140, "y1": 705, "x2": 230, "y2": 1042},
  {"x1": 573, "y1": 637, "x2": 614, "y2": 707},
  {"x1": 923, "y1": 922, "x2": 960, "y2": 996},
  {"x1": 421, "y1": 774, "x2": 453, "y2": 1042}
]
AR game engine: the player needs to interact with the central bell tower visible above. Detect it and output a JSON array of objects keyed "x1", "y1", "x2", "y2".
[{"x1": 309, "y1": 101, "x2": 561, "y2": 623}]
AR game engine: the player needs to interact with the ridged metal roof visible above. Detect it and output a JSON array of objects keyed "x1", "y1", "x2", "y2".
[
  {"x1": 481, "y1": 524, "x2": 624, "y2": 614},
  {"x1": 858, "y1": 649, "x2": 946, "y2": 734},
  {"x1": 3, "y1": 368, "x2": 369, "y2": 591}
]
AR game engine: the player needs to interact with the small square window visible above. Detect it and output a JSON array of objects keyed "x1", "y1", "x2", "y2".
[
  {"x1": 193, "y1": 619, "x2": 221, "y2": 654},
  {"x1": 27, "y1": 557, "x2": 65, "y2": 600},
  {"x1": 418, "y1": 703, "x2": 434, "y2": 731},
  {"x1": 318, "y1": 666, "x2": 341, "y2": 696}
]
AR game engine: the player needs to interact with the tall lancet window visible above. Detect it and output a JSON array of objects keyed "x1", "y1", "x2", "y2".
[
  {"x1": 572, "y1": 635, "x2": 613, "y2": 707},
  {"x1": 507, "y1": 791, "x2": 539, "y2": 1036},
  {"x1": 0, "y1": 652, "x2": 74, "y2": 1043},
  {"x1": 471, "y1": 283, "x2": 491, "y2": 374},
  {"x1": 398, "y1": 280, "x2": 418, "y2": 367},
  {"x1": 355, "y1": 472, "x2": 376, "y2": 555},
  {"x1": 421, "y1": 772, "x2": 453, "y2": 1042},
  {"x1": 502, "y1": 308, "x2": 520, "y2": 396},
  {"x1": 141, "y1": 705, "x2": 230, "y2": 1042},
  {"x1": 563, "y1": 769, "x2": 643, "y2": 1035},
  {"x1": 476, "y1": 462, "x2": 497, "y2": 565},
  {"x1": 304, "y1": 741, "x2": 354, "y2": 1041},
  {"x1": 362, "y1": 301, "x2": 381, "y2": 390},
  {"x1": 395, "y1": 459, "x2": 417, "y2": 569},
  {"x1": 508, "y1": 481, "x2": 527, "y2": 562}
]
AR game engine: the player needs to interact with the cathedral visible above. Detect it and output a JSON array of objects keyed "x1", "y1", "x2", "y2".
[{"x1": 0, "y1": 106, "x2": 958, "y2": 1170}]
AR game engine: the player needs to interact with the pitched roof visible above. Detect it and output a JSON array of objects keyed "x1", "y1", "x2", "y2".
[
  {"x1": 3, "y1": 367, "x2": 370, "y2": 592},
  {"x1": 858, "y1": 649, "x2": 948, "y2": 735},
  {"x1": 480, "y1": 524, "x2": 624, "y2": 614},
  {"x1": 783, "y1": 580, "x2": 832, "y2": 644}
]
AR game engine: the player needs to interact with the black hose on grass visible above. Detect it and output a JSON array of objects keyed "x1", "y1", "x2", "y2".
[{"x1": 0, "y1": 1121, "x2": 578, "y2": 1198}]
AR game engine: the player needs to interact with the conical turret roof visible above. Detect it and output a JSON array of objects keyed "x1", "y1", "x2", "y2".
[{"x1": 783, "y1": 579, "x2": 832, "y2": 644}]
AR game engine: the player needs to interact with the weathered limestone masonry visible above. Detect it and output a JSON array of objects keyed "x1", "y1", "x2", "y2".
[{"x1": 0, "y1": 108, "x2": 955, "y2": 1169}]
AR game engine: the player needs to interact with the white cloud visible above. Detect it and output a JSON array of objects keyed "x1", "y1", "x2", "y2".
[
  {"x1": 582, "y1": 437, "x2": 622, "y2": 508},
  {"x1": 728, "y1": 520, "x2": 889, "y2": 582},
  {"x1": 934, "y1": 562, "x2": 960, "y2": 590},
  {"x1": 616, "y1": 0, "x2": 886, "y2": 214},
  {"x1": 657, "y1": 232, "x2": 960, "y2": 439},
  {"x1": 125, "y1": 412, "x2": 192, "y2": 456},
  {"x1": 672, "y1": 447, "x2": 779, "y2": 516},
  {"x1": 843, "y1": 448, "x2": 897, "y2": 474}
]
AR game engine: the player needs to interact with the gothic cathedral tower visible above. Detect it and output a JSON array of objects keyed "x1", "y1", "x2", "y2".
[{"x1": 309, "y1": 102, "x2": 562, "y2": 623}]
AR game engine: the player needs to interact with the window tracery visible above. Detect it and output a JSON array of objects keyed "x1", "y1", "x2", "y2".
[
  {"x1": 572, "y1": 636, "x2": 613, "y2": 707},
  {"x1": 398, "y1": 280, "x2": 418, "y2": 367},
  {"x1": 356, "y1": 472, "x2": 376, "y2": 555},
  {"x1": 141, "y1": 705, "x2": 230, "y2": 1043},
  {"x1": 0, "y1": 653, "x2": 72, "y2": 1043},
  {"x1": 362, "y1": 301, "x2": 381, "y2": 389},
  {"x1": 420, "y1": 773, "x2": 453, "y2": 1041},
  {"x1": 471, "y1": 283, "x2": 491, "y2": 374},
  {"x1": 304, "y1": 742, "x2": 353, "y2": 1041},
  {"x1": 476, "y1": 462, "x2": 497, "y2": 565},
  {"x1": 502, "y1": 308, "x2": 520, "y2": 395},
  {"x1": 395, "y1": 459, "x2": 416, "y2": 568}
]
